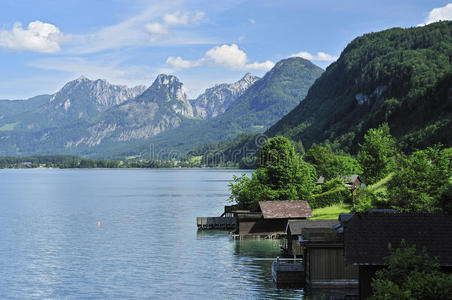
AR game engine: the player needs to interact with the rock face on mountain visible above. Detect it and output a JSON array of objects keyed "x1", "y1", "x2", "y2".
[
  {"x1": 46, "y1": 76, "x2": 146, "y2": 122},
  {"x1": 139, "y1": 74, "x2": 194, "y2": 117},
  {"x1": 0, "y1": 76, "x2": 146, "y2": 132},
  {"x1": 192, "y1": 73, "x2": 259, "y2": 119},
  {"x1": 65, "y1": 74, "x2": 195, "y2": 148}
]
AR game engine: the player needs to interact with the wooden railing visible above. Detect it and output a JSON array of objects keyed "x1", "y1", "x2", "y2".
[{"x1": 196, "y1": 217, "x2": 236, "y2": 230}]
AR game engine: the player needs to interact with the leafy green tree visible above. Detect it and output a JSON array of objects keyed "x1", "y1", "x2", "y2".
[
  {"x1": 353, "y1": 189, "x2": 389, "y2": 212},
  {"x1": 305, "y1": 144, "x2": 361, "y2": 180},
  {"x1": 388, "y1": 146, "x2": 452, "y2": 212},
  {"x1": 358, "y1": 124, "x2": 396, "y2": 184},
  {"x1": 439, "y1": 177, "x2": 452, "y2": 214},
  {"x1": 229, "y1": 136, "x2": 317, "y2": 210},
  {"x1": 370, "y1": 242, "x2": 452, "y2": 300}
]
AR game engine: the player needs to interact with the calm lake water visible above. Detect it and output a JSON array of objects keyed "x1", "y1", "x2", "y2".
[{"x1": 0, "y1": 168, "x2": 303, "y2": 299}]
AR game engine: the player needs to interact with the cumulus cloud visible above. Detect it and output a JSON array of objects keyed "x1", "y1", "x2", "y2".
[
  {"x1": 166, "y1": 44, "x2": 275, "y2": 71},
  {"x1": 290, "y1": 51, "x2": 337, "y2": 62},
  {"x1": 0, "y1": 20, "x2": 68, "y2": 53},
  {"x1": 145, "y1": 11, "x2": 205, "y2": 41},
  {"x1": 166, "y1": 56, "x2": 203, "y2": 69},
  {"x1": 418, "y1": 3, "x2": 452, "y2": 26}
]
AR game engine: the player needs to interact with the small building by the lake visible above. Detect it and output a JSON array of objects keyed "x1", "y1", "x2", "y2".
[
  {"x1": 343, "y1": 212, "x2": 452, "y2": 300},
  {"x1": 233, "y1": 200, "x2": 313, "y2": 238},
  {"x1": 282, "y1": 219, "x2": 338, "y2": 257},
  {"x1": 299, "y1": 226, "x2": 359, "y2": 295}
]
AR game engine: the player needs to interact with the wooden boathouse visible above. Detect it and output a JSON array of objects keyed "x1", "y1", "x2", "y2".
[
  {"x1": 197, "y1": 206, "x2": 236, "y2": 230},
  {"x1": 233, "y1": 200, "x2": 313, "y2": 238},
  {"x1": 300, "y1": 226, "x2": 359, "y2": 291},
  {"x1": 282, "y1": 219, "x2": 339, "y2": 257}
]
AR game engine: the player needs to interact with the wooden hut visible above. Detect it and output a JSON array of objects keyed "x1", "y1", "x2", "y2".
[
  {"x1": 233, "y1": 200, "x2": 313, "y2": 238},
  {"x1": 282, "y1": 219, "x2": 339, "y2": 257},
  {"x1": 342, "y1": 175, "x2": 362, "y2": 190},
  {"x1": 300, "y1": 227, "x2": 359, "y2": 292},
  {"x1": 343, "y1": 213, "x2": 452, "y2": 300}
]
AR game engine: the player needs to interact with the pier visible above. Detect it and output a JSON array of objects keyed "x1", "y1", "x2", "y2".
[
  {"x1": 271, "y1": 257, "x2": 305, "y2": 287},
  {"x1": 197, "y1": 206, "x2": 236, "y2": 230}
]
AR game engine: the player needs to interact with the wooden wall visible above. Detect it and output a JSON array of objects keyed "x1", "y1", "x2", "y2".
[{"x1": 306, "y1": 247, "x2": 358, "y2": 287}]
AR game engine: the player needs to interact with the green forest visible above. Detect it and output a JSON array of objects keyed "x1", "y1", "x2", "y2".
[
  {"x1": 228, "y1": 125, "x2": 452, "y2": 215},
  {"x1": 267, "y1": 21, "x2": 452, "y2": 153}
]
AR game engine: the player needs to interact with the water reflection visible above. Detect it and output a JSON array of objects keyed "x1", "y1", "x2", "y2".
[
  {"x1": 0, "y1": 169, "x2": 304, "y2": 299},
  {"x1": 197, "y1": 231, "x2": 304, "y2": 299}
]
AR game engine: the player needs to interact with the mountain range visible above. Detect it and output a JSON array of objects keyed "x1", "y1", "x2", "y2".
[
  {"x1": 1, "y1": 21, "x2": 450, "y2": 160},
  {"x1": 0, "y1": 60, "x2": 314, "y2": 157}
]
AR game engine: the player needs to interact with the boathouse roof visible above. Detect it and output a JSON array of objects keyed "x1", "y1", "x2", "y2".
[
  {"x1": 258, "y1": 200, "x2": 313, "y2": 219},
  {"x1": 286, "y1": 219, "x2": 338, "y2": 236},
  {"x1": 344, "y1": 213, "x2": 452, "y2": 266}
]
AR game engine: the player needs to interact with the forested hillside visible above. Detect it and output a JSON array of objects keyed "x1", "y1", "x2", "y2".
[{"x1": 267, "y1": 21, "x2": 452, "y2": 153}]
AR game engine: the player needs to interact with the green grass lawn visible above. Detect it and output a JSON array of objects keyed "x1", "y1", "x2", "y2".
[{"x1": 309, "y1": 203, "x2": 352, "y2": 220}]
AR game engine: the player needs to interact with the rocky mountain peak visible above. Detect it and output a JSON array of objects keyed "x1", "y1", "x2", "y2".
[
  {"x1": 77, "y1": 75, "x2": 89, "y2": 81},
  {"x1": 49, "y1": 77, "x2": 146, "y2": 116},
  {"x1": 240, "y1": 73, "x2": 259, "y2": 84},
  {"x1": 138, "y1": 74, "x2": 193, "y2": 117},
  {"x1": 153, "y1": 74, "x2": 181, "y2": 87},
  {"x1": 191, "y1": 73, "x2": 260, "y2": 119}
]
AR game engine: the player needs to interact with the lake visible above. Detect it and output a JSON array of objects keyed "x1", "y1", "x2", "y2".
[{"x1": 0, "y1": 168, "x2": 303, "y2": 299}]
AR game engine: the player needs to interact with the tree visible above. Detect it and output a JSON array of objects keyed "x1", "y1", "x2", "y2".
[
  {"x1": 439, "y1": 177, "x2": 452, "y2": 214},
  {"x1": 387, "y1": 146, "x2": 452, "y2": 212},
  {"x1": 229, "y1": 136, "x2": 317, "y2": 210},
  {"x1": 370, "y1": 241, "x2": 452, "y2": 300},
  {"x1": 358, "y1": 123, "x2": 396, "y2": 184},
  {"x1": 305, "y1": 144, "x2": 362, "y2": 180}
]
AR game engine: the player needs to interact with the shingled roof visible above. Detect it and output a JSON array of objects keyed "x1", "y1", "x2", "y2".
[
  {"x1": 258, "y1": 200, "x2": 313, "y2": 219},
  {"x1": 286, "y1": 219, "x2": 338, "y2": 235},
  {"x1": 344, "y1": 213, "x2": 452, "y2": 266}
]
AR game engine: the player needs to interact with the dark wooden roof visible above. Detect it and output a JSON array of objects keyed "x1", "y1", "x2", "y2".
[
  {"x1": 258, "y1": 200, "x2": 313, "y2": 219},
  {"x1": 286, "y1": 219, "x2": 338, "y2": 235},
  {"x1": 344, "y1": 213, "x2": 452, "y2": 266}
]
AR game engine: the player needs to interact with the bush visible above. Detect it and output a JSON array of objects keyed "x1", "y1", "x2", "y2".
[
  {"x1": 370, "y1": 241, "x2": 452, "y2": 300},
  {"x1": 353, "y1": 188, "x2": 389, "y2": 212},
  {"x1": 310, "y1": 187, "x2": 351, "y2": 209}
]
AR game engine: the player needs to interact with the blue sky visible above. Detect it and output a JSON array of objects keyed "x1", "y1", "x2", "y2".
[{"x1": 0, "y1": 0, "x2": 451, "y2": 99}]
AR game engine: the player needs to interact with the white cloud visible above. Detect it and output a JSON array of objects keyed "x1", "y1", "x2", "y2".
[
  {"x1": 166, "y1": 44, "x2": 275, "y2": 71},
  {"x1": 249, "y1": 18, "x2": 256, "y2": 24},
  {"x1": 0, "y1": 20, "x2": 68, "y2": 53},
  {"x1": 418, "y1": 3, "x2": 452, "y2": 26},
  {"x1": 166, "y1": 56, "x2": 203, "y2": 69},
  {"x1": 290, "y1": 51, "x2": 337, "y2": 62},
  {"x1": 66, "y1": 3, "x2": 211, "y2": 54},
  {"x1": 145, "y1": 11, "x2": 205, "y2": 41},
  {"x1": 205, "y1": 44, "x2": 248, "y2": 69},
  {"x1": 163, "y1": 11, "x2": 204, "y2": 26},
  {"x1": 145, "y1": 22, "x2": 168, "y2": 35}
]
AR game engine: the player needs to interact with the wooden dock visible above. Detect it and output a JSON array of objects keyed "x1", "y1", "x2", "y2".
[
  {"x1": 197, "y1": 206, "x2": 237, "y2": 230},
  {"x1": 272, "y1": 257, "x2": 305, "y2": 287},
  {"x1": 196, "y1": 217, "x2": 236, "y2": 230}
]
